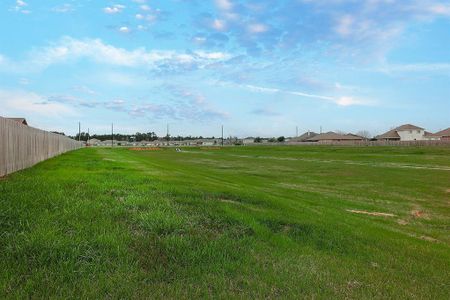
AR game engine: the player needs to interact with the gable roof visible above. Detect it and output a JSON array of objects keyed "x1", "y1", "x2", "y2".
[
  {"x1": 375, "y1": 129, "x2": 400, "y2": 140},
  {"x1": 291, "y1": 131, "x2": 318, "y2": 142},
  {"x1": 7, "y1": 118, "x2": 28, "y2": 125},
  {"x1": 307, "y1": 132, "x2": 363, "y2": 141},
  {"x1": 394, "y1": 124, "x2": 424, "y2": 131},
  {"x1": 433, "y1": 128, "x2": 450, "y2": 137}
]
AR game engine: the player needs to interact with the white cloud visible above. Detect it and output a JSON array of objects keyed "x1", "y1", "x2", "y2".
[
  {"x1": 335, "y1": 96, "x2": 366, "y2": 106},
  {"x1": 215, "y1": 0, "x2": 233, "y2": 11},
  {"x1": 72, "y1": 85, "x2": 96, "y2": 95},
  {"x1": 239, "y1": 83, "x2": 374, "y2": 106},
  {"x1": 16, "y1": 0, "x2": 27, "y2": 7},
  {"x1": 1, "y1": 37, "x2": 231, "y2": 72},
  {"x1": 140, "y1": 5, "x2": 151, "y2": 11},
  {"x1": 118, "y1": 26, "x2": 131, "y2": 34},
  {"x1": 212, "y1": 19, "x2": 227, "y2": 31},
  {"x1": 103, "y1": 4, "x2": 125, "y2": 14},
  {"x1": 136, "y1": 13, "x2": 158, "y2": 23},
  {"x1": 0, "y1": 90, "x2": 74, "y2": 117},
  {"x1": 429, "y1": 4, "x2": 450, "y2": 16},
  {"x1": 52, "y1": 3, "x2": 74, "y2": 13},
  {"x1": 247, "y1": 23, "x2": 269, "y2": 34},
  {"x1": 10, "y1": 0, "x2": 31, "y2": 14},
  {"x1": 194, "y1": 51, "x2": 230, "y2": 60},
  {"x1": 335, "y1": 15, "x2": 354, "y2": 37}
]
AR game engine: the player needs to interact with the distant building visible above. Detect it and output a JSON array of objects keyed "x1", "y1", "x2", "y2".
[
  {"x1": 376, "y1": 124, "x2": 426, "y2": 141},
  {"x1": 432, "y1": 128, "x2": 450, "y2": 141},
  {"x1": 423, "y1": 132, "x2": 441, "y2": 141},
  {"x1": 87, "y1": 138, "x2": 101, "y2": 146},
  {"x1": 307, "y1": 132, "x2": 364, "y2": 143},
  {"x1": 290, "y1": 131, "x2": 318, "y2": 142},
  {"x1": 7, "y1": 118, "x2": 28, "y2": 125},
  {"x1": 243, "y1": 137, "x2": 255, "y2": 145}
]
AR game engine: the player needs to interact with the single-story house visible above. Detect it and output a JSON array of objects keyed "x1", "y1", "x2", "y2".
[
  {"x1": 432, "y1": 128, "x2": 450, "y2": 141},
  {"x1": 423, "y1": 131, "x2": 441, "y2": 141},
  {"x1": 7, "y1": 118, "x2": 28, "y2": 125},
  {"x1": 290, "y1": 131, "x2": 318, "y2": 143},
  {"x1": 243, "y1": 137, "x2": 255, "y2": 145},
  {"x1": 376, "y1": 124, "x2": 426, "y2": 141},
  {"x1": 307, "y1": 132, "x2": 364, "y2": 143},
  {"x1": 87, "y1": 138, "x2": 101, "y2": 146}
]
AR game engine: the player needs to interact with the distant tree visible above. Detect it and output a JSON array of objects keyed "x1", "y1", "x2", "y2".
[
  {"x1": 74, "y1": 132, "x2": 89, "y2": 141},
  {"x1": 268, "y1": 137, "x2": 277, "y2": 143},
  {"x1": 277, "y1": 136, "x2": 285, "y2": 142},
  {"x1": 254, "y1": 137, "x2": 262, "y2": 143},
  {"x1": 356, "y1": 130, "x2": 372, "y2": 139},
  {"x1": 51, "y1": 131, "x2": 65, "y2": 136}
]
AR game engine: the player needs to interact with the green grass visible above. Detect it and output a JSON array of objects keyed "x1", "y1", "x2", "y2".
[{"x1": 1, "y1": 145, "x2": 449, "y2": 298}]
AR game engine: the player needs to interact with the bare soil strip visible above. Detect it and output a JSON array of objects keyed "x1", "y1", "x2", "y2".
[{"x1": 346, "y1": 209, "x2": 396, "y2": 217}]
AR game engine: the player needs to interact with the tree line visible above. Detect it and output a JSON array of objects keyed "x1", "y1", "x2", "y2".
[{"x1": 71, "y1": 132, "x2": 218, "y2": 142}]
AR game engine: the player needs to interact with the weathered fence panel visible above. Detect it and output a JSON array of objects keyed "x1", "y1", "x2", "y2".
[{"x1": 0, "y1": 116, "x2": 83, "y2": 177}]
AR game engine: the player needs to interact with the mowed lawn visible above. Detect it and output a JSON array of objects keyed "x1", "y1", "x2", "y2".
[{"x1": 1, "y1": 146, "x2": 449, "y2": 298}]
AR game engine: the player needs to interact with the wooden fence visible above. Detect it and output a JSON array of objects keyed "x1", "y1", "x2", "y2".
[
  {"x1": 287, "y1": 140, "x2": 450, "y2": 146},
  {"x1": 0, "y1": 117, "x2": 83, "y2": 177}
]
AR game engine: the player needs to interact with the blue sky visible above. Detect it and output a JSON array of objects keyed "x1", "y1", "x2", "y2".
[{"x1": 0, "y1": 0, "x2": 449, "y2": 137}]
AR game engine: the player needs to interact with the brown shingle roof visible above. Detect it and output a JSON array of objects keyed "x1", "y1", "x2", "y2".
[
  {"x1": 394, "y1": 124, "x2": 424, "y2": 131},
  {"x1": 291, "y1": 131, "x2": 318, "y2": 142},
  {"x1": 307, "y1": 132, "x2": 363, "y2": 141},
  {"x1": 433, "y1": 128, "x2": 450, "y2": 137},
  {"x1": 375, "y1": 129, "x2": 400, "y2": 140}
]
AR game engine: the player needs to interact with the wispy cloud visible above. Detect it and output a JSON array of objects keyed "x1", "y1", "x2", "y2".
[
  {"x1": 52, "y1": 3, "x2": 74, "y2": 13},
  {"x1": 103, "y1": 4, "x2": 125, "y2": 14},
  {"x1": 0, "y1": 37, "x2": 232, "y2": 73},
  {"x1": 0, "y1": 89, "x2": 75, "y2": 117},
  {"x1": 240, "y1": 84, "x2": 374, "y2": 107},
  {"x1": 376, "y1": 63, "x2": 450, "y2": 73},
  {"x1": 10, "y1": 0, "x2": 31, "y2": 14}
]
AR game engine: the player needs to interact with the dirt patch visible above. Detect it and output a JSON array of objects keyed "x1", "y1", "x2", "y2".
[
  {"x1": 446, "y1": 189, "x2": 450, "y2": 193},
  {"x1": 219, "y1": 198, "x2": 242, "y2": 205},
  {"x1": 129, "y1": 147, "x2": 162, "y2": 151},
  {"x1": 420, "y1": 235, "x2": 439, "y2": 243},
  {"x1": 346, "y1": 209, "x2": 396, "y2": 217},
  {"x1": 411, "y1": 210, "x2": 430, "y2": 219},
  {"x1": 397, "y1": 219, "x2": 409, "y2": 225}
]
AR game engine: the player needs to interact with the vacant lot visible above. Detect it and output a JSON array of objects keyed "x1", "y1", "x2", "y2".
[{"x1": 1, "y1": 146, "x2": 449, "y2": 298}]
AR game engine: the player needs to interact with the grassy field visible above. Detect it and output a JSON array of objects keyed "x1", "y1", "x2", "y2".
[{"x1": 1, "y1": 146, "x2": 449, "y2": 298}]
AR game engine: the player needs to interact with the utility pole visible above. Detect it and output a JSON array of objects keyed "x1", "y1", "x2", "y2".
[
  {"x1": 296, "y1": 126, "x2": 298, "y2": 137},
  {"x1": 166, "y1": 124, "x2": 170, "y2": 142},
  {"x1": 87, "y1": 128, "x2": 90, "y2": 145},
  {"x1": 221, "y1": 125, "x2": 224, "y2": 146},
  {"x1": 78, "y1": 122, "x2": 81, "y2": 142},
  {"x1": 111, "y1": 123, "x2": 114, "y2": 148},
  {"x1": 320, "y1": 126, "x2": 322, "y2": 134}
]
